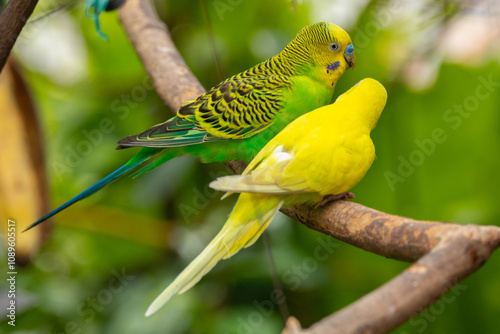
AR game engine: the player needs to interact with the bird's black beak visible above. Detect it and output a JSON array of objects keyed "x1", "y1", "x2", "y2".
[
  {"x1": 344, "y1": 44, "x2": 355, "y2": 68},
  {"x1": 344, "y1": 54, "x2": 355, "y2": 68}
]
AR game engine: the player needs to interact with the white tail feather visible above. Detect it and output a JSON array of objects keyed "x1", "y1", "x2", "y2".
[{"x1": 210, "y1": 176, "x2": 302, "y2": 195}]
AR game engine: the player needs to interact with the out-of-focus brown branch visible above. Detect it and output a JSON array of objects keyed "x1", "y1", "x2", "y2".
[
  {"x1": 0, "y1": 58, "x2": 49, "y2": 262},
  {"x1": 118, "y1": 1, "x2": 500, "y2": 333},
  {"x1": 0, "y1": 0, "x2": 39, "y2": 72}
]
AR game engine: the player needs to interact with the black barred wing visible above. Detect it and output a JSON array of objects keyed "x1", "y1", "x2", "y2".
[
  {"x1": 117, "y1": 75, "x2": 291, "y2": 149},
  {"x1": 178, "y1": 75, "x2": 291, "y2": 139}
]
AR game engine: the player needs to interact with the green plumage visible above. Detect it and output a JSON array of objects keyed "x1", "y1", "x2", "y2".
[{"x1": 28, "y1": 22, "x2": 355, "y2": 230}]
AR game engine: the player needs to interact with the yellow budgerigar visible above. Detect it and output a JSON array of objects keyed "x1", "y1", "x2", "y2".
[{"x1": 146, "y1": 78, "x2": 387, "y2": 316}]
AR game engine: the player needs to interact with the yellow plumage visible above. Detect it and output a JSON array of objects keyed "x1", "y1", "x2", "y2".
[{"x1": 145, "y1": 78, "x2": 387, "y2": 316}]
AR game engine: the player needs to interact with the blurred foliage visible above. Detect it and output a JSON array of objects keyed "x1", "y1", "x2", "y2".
[{"x1": 1, "y1": 0, "x2": 500, "y2": 333}]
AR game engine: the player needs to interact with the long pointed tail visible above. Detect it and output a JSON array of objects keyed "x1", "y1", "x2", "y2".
[
  {"x1": 145, "y1": 193, "x2": 284, "y2": 316},
  {"x1": 25, "y1": 148, "x2": 165, "y2": 231}
]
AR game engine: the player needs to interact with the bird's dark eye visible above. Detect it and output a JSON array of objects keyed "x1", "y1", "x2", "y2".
[{"x1": 329, "y1": 42, "x2": 339, "y2": 52}]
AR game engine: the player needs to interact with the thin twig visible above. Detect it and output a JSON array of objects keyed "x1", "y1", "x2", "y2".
[
  {"x1": 199, "y1": 0, "x2": 225, "y2": 81},
  {"x1": 262, "y1": 231, "x2": 291, "y2": 324}
]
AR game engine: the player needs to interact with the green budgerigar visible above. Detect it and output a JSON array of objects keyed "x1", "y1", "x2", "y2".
[{"x1": 27, "y1": 22, "x2": 355, "y2": 230}]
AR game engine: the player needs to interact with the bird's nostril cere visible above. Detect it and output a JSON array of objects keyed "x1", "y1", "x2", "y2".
[{"x1": 346, "y1": 44, "x2": 354, "y2": 55}]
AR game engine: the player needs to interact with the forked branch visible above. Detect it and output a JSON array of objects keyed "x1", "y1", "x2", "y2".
[{"x1": 118, "y1": 1, "x2": 500, "y2": 333}]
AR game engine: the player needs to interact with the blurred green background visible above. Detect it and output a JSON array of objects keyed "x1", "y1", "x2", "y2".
[{"x1": 1, "y1": 0, "x2": 500, "y2": 333}]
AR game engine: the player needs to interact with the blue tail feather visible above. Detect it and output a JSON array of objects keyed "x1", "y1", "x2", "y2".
[{"x1": 25, "y1": 157, "x2": 147, "y2": 232}]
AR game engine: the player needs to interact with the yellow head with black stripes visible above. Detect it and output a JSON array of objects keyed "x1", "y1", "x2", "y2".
[{"x1": 281, "y1": 22, "x2": 355, "y2": 75}]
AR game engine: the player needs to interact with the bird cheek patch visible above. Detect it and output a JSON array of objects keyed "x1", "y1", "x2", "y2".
[{"x1": 326, "y1": 61, "x2": 341, "y2": 73}]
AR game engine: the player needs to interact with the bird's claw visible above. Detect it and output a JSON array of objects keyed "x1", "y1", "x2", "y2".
[{"x1": 316, "y1": 192, "x2": 355, "y2": 207}]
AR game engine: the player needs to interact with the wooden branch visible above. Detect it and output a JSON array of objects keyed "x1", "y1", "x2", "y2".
[
  {"x1": 282, "y1": 204, "x2": 500, "y2": 333},
  {"x1": 0, "y1": 0, "x2": 39, "y2": 72},
  {"x1": 281, "y1": 201, "x2": 500, "y2": 262},
  {"x1": 118, "y1": 1, "x2": 500, "y2": 333}
]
